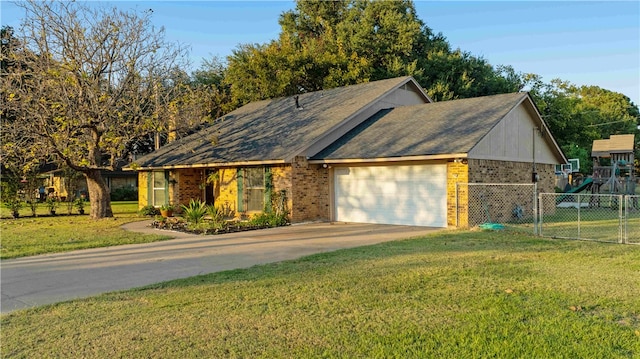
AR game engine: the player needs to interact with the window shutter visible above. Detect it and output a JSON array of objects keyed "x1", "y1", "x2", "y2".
[
  {"x1": 237, "y1": 168, "x2": 244, "y2": 212},
  {"x1": 264, "y1": 167, "x2": 272, "y2": 213},
  {"x1": 164, "y1": 171, "x2": 170, "y2": 205},
  {"x1": 146, "y1": 171, "x2": 152, "y2": 206}
]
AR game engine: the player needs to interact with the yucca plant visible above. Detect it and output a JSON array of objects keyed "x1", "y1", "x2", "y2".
[
  {"x1": 207, "y1": 205, "x2": 225, "y2": 224},
  {"x1": 181, "y1": 199, "x2": 207, "y2": 225}
]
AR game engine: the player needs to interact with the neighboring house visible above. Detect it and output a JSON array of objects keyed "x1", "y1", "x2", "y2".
[
  {"x1": 129, "y1": 76, "x2": 566, "y2": 228},
  {"x1": 44, "y1": 169, "x2": 138, "y2": 200}
]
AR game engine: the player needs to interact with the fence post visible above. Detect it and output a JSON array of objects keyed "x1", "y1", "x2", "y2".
[
  {"x1": 537, "y1": 193, "x2": 543, "y2": 237},
  {"x1": 577, "y1": 193, "x2": 581, "y2": 239},
  {"x1": 619, "y1": 195, "x2": 624, "y2": 244},
  {"x1": 624, "y1": 195, "x2": 628, "y2": 244},
  {"x1": 533, "y1": 183, "x2": 538, "y2": 235}
]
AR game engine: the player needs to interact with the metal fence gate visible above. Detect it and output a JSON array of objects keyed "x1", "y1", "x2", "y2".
[
  {"x1": 625, "y1": 195, "x2": 640, "y2": 244},
  {"x1": 539, "y1": 193, "x2": 639, "y2": 244}
]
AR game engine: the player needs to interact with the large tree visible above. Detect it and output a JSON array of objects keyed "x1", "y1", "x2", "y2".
[
  {"x1": 224, "y1": 0, "x2": 524, "y2": 105},
  {"x1": 525, "y1": 75, "x2": 640, "y2": 173},
  {"x1": 1, "y1": 1, "x2": 200, "y2": 218},
  {"x1": 190, "y1": 57, "x2": 234, "y2": 120}
]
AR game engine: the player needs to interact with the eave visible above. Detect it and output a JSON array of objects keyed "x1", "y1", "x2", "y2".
[
  {"x1": 124, "y1": 159, "x2": 287, "y2": 171},
  {"x1": 308, "y1": 153, "x2": 468, "y2": 165}
]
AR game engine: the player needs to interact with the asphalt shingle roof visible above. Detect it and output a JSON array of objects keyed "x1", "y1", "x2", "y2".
[
  {"x1": 132, "y1": 76, "x2": 417, "y2": 168},
  {"x1": 312, "y1": 92, "x2": 528, "y2": 160}
]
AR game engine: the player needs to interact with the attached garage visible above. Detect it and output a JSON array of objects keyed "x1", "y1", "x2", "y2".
[{"x1": 333, "y1": 164, "x2": 448, "y2": 227}]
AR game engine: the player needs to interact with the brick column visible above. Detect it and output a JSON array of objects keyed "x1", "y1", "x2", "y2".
[{"x1": 291, "y1": 156, "x2": 330, "y2": 223}]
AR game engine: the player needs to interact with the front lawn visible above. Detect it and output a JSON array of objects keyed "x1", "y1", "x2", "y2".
[
  {"x1": 0, "y1": 202, "x2": 170, "y2": 259},
  {"x1": 2, "y1": 230, "x2": 638, "y2": 358}
]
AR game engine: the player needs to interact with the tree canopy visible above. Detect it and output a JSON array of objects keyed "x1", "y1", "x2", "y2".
[
  {"x1": 525, "y1": 76, "x2": 639, "y2": 172},
  {"x1": 0, "y1": 1, "x2": 209, "y2": 218},
  {"x1": 224, "y1": 0, "x2": 524, "y2": 106}
]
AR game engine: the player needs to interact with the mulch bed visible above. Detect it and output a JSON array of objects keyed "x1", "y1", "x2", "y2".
[{"x1": 150, "y1": 217, "x2": 289, "y2": 235}]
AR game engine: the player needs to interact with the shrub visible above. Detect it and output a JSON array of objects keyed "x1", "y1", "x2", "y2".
[
  {"x1": 215, "y1": 202, "x2": 235, "y2": 219},
  {"x1": 110, "y1": 186, "x2": 138, "y2": 201},
  {"x1": 3, "y1": 198, "x2": 24, "y2": 218},
  {"x1": 139, "y1": 205, "x2": 160, "y2": 216},
  {"x1": 45, "y1": 197, "x2": 59, "y2": 214},
  {"x1": 74, "y1": 198, "x2": 86, "y2": 214},
  {"x1": 207, "y1": 205, "x2": 225, "y2": 224},
  {"x1": 248, "y1": 212, "x2": 289, "y2": 228},
  {"x1": 181, "y1": 199, "x2": 207, "y2": 225},
  {"x1": 27, "y1": 199, "x2": 38, "y2": 217}
]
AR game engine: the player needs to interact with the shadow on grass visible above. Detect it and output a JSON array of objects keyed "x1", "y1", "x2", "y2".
[{"x1": 133, "y1": 229, "x2": 584, "y2": 292}]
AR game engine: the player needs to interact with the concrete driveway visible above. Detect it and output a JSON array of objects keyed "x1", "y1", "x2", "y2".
[{"x1": 1, "y1": 221, "x2": 440, "y2": 314}]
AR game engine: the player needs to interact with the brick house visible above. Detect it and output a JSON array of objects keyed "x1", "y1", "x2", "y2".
[{"x1": 128, "y1": 76, "x2": 566, "y2": 228}]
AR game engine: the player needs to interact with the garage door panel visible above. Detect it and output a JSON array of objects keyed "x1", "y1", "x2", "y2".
[{"x1": 334, "y1": 164, "x2": 447, "y2": 227}]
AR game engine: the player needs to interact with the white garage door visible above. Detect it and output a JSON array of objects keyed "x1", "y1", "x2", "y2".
[{"x1": 334, "y1": 164, "x2": 447, "y2": 227}]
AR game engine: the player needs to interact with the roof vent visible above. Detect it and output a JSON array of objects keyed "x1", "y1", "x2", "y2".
[{"x1": 294, "y1": 95, "x2": 303, "y2": 110}]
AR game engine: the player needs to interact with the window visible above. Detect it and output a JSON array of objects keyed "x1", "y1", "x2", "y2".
[
  {"x1": 244, "y1": 168, "x2": 265, "y2": 212},
  {"x1": 151, "y1": 171, "x2": 167, "y2": 207}
]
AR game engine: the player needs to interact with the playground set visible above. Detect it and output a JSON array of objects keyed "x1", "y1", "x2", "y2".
[{"x1": 558, "y1": 134, "x2": 636, "y2": 203}]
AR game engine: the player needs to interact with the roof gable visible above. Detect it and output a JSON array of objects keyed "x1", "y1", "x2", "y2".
[
  {"x1": 469, "y1": 94, "x2": 566, "y2": 165},
  {"x1": 312, "y1": 92, "x2": 529, "y2": 161},
  {"x1": 131, "y1": 76, "x2": 430, "y2": 169}
]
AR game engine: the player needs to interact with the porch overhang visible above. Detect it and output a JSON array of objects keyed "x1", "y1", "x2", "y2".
[{"x1": 124, "y1": 159, "x2": 287, "y2": 171}]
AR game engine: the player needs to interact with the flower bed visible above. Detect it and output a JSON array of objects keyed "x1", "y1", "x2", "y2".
[
  {"x1": 150, "y1": 213, "x2": 289, "y2": 235},
  {"x1": 148, "y1": 199, "x2": 290, "y2": 235}
]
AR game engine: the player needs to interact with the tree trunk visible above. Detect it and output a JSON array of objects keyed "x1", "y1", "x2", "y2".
[{"x1": 85, "y1": 169, "x2": 113, "y2": 219}]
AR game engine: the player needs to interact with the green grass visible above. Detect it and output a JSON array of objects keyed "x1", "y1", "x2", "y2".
[
  {"x1": 0, "y1": 202, "x2": 170, "y2": 259},
  {"x1": 2, "y1": 230, "x2": 639, "y2": 358},
  {"x1": 1, "y1": 199, "x2": 84, "y2": 218},
  {"x1": 540, "y1": 207, "x2": 640, "y2": 243}
]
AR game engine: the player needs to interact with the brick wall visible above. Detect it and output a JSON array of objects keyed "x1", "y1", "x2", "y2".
[
  {"x1": 172, "y1": 169, "x2": 204, "y2": 207},
  {"x1": 468, "y1": 159, "x2": 555, "y2": 193},
  {"x1": 290, "y1": 156, "x2": 330, "y2": 223},
  {"x1": 457, "y1": 159, "x2": 555, "y2": 227}
]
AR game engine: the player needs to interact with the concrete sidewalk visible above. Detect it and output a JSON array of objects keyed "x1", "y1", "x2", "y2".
[{"x1": 1, "y1": 221, "x2": 440, "y2": 314}]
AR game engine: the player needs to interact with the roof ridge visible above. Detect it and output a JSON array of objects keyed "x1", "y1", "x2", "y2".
[{"x1": 432, "y1": 91, "x2": 526, "y2": 103}]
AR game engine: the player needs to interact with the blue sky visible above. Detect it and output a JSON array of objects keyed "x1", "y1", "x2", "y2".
[{"x1": 2, "y1": 1, "x2": 639, "y2": 105}]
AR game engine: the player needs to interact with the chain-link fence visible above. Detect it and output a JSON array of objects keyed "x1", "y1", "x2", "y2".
[
  {"x1": 539, "y1": 193, "x2": 640, "y2": 244},
  {"x1": 454, "y1": 184, "x2": 638, "y2": 244},
  {"x1": 456, "y1": 183, "x2": 537, "y2": 233},
  {"x1": 625, "y1": 195, "x2": 640, "y2": 244}
]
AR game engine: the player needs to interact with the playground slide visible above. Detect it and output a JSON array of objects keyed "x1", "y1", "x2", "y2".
[
  {"x1": 564, "y1": 177, "x2": 593, "y2": 194},
  {"x1": 556, "y1": 177, "x2": 593, "y2": 203}
]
